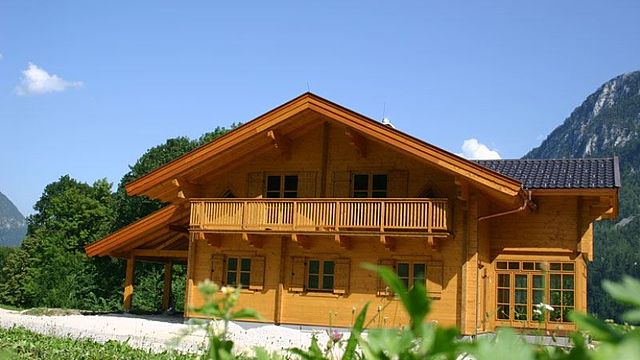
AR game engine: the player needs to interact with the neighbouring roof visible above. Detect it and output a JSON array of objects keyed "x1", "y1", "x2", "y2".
[{"x1": 475, "y1": 157, "x2": 621, "y2": 190}]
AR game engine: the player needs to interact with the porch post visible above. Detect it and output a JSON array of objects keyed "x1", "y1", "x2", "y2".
[
  {"x1": 162, "y1": 261, "x2": 173, "y2": 312},
  {"x1": 123, "y1": 255, "x2": 136, "y2": 312}
]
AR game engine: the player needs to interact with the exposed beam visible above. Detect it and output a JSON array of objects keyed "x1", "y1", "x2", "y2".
[
  {"x1": 426, "y1": 236, "x2": 440, "y2": 252},
  {"x1": 242, "y1": 232, "x2": 264, "y2": 249},
  {"x1": 334, "y1": 234, "x2": 352, "y2": 250},
  {"x1": 156, "y1": 233, "x2": 186, "y2": 250},
  {"x1": 131, "y1": 249, "x2": 188, "y2": 258},
  {"x1": 380, "y1": 235, "x2": 396, "y2": 252},
  {"x1": 266, "y1": 129, "x2": 291, "y2": 159},
  {"x1": 291, "y1": 233, "x2": 311, "y2": 249},
  {"x1": 168, "y1": 224, "x2": 188, "y2": 233},
  {"x1": 123, "y1": 256, "x2": 135, "y2": 312},
  {"x1": 171, "y1": 178, "x2": 203, "y2": 200},
  {"x1": 344, "y1": 128, "x2": 367, "y2": 158},
  {"x1": 199, "y1": 233, "x2": 221, "y2": 248}
]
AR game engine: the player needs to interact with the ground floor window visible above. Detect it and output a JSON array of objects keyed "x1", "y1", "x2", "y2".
[
  {"x1": 307, "y1": 259, "x2": 335, "y2": 291},
  {"x1": 226, "y1": 257, "x2": 251, "y2": 288},
  {"x1": 396, "y1": 262, "x2": 426, "y2": 288},
  {"x1": 496, "y1": 260, "x2": 574, "y2": 323}
]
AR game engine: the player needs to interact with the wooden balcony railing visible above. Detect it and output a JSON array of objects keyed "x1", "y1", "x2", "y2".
[{"x1": 189, "y1": 198, "x2": 449, "y2": 236}]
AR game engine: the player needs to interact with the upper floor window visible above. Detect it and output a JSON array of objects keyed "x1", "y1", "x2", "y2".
[
  {"x1": 266, "y1": 175, "x2": 298, "y2": 198},
  {"x1": 352, "y1": 174, "x2": 387, "y2": 198},
  {"x1": 496, "y1": 260, "x2": 574, "y2": 323}
]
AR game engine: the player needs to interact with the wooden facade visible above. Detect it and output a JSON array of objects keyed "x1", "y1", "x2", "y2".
[{"x1": 85, "y1": 93, "x2": 619, "y2": 335}]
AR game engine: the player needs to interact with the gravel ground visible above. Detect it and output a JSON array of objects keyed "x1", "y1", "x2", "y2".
[{"x1": 0, "y1": 308, "x2": 341, "y2": 355}]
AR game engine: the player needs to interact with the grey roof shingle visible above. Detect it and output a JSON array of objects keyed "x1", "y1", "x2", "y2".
[{"x1": 474, "y1": 157, "x2": 621, "y2": 189}]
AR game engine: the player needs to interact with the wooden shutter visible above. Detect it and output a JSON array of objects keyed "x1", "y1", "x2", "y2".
[
  {"x1": 211, "y1": 254, "x2": 225, "y2": 286},
  {"x1": 377, "y1": 259, "x2": 395, "y2": 296},
  {"x1": 387, "y1": 170, "x2": 408, "y2": 197},
  {"x1": 290, "y1": 257, "x2": 306, "y2": 292},
  {"x1": 298, "y1": 172, "x2": 317, "y2": 198},
  {"x1": 249, "y1": 256, "x2": 265, "y2": 291},
  {"x1": 427, "y1": 261, "x2": 443, "y2": 298},
  {"x1": 246, "y1": 172, "x2": 264, "y2": 198},
  {"x1": 333, "y1": 258, "x2": 351, "y2": 294},
  {"x1": 332, "y1": 171, "x2": 351, "y2": 197}
]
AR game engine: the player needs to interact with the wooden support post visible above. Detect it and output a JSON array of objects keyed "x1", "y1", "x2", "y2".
[
  {"x1": 162, "y1": 261, "x2": 173, "y2": 312},
  {"x1": 123, "y1": 256, "x2": 136, "y2": 312}
]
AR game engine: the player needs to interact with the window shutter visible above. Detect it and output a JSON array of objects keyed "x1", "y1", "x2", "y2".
[
  {"x1": 211, "y1": 254, "x2": 225, "y2": 286},
  {"x1": 247, "y1": 172, "x2": 264, "y2": 198},
  {"x1": 333, "y1": 258, "x2": 351, "y2": 294},
  {"x1": 387, "y1": 170, "x2": 408, "y2": 197},
  {"x1": 427, "y1": 261, "x2": 443, "y2": 298},
  {"x1": 298, "y1": 172, "x2": 317, "y2": 198},
  {"x1": 332, "y1": 171, "x2": 351, "y2": 197},
  {"x1": 249, "y1": 256, "x2": 265, "y2": 291},
  {"x1": 290, "y1": 257, "x2": 306, "y2": 292},
  {"x1": 377, "y1": 259, "x2": 395, "y2": 296}
]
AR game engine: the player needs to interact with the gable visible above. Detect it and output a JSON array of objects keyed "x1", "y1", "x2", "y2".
[{"x1": 125, "y1": 93, "x2": 523, "y2": 203}]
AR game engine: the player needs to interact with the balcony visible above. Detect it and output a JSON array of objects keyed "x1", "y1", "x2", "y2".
[{"x1": 189, "y1": 198, "x2": 450, "y2": 237}]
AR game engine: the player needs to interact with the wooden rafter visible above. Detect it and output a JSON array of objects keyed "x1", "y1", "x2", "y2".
[
  {"x1": 380, "y1": 235, "x2": 396, "y2": 252},
  {"x1": 344, "y1": 128, "x2": 367, "y2": 158},
  {"x1": 131, "y1": 249, "x2": 188, "y2": 258},
  {"x1": 291, "y1": 233, "x2": 311, "y2": 249},
  {"x1": 334, "y1": 234, "x2": 352, "y2": 250},
  {"x1": 266, "y1": 129, "x2": 291, "y2": 159},
  {"x1": 171, "y1": 178, "x2": 202, "y2": 200},
  {"x1": 242, "y1": 232, "x2": 264, "y2": 249},
  {"x1": 156, "y1": 233, "x2": 186, "y2": 250}
]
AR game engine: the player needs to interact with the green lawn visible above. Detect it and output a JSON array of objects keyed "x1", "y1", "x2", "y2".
[
  {"x1": 0, "y1": 304, "x2": 22, "y2": 311},
  {"x1": 0, "y1": 326, "x2": 195, "y2": 360}
]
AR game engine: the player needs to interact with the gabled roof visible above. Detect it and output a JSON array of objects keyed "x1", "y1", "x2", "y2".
[
  {"x1": 125, "y1": 92, "x2": 523, "y2": 200},
  {"x1": 475, "y1": 157, "x2": 621, "y2": 190}
]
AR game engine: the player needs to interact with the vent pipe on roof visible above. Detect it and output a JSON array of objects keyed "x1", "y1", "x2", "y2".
[{"x1": 382, "y1": 117, "x2": 395, "y2": 129}]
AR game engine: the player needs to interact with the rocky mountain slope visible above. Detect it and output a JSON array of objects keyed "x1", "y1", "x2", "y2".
[
  {"x1": 524, "y1": 70, "x2": 640, "y2": 320},
  {"x1": 0, "y1": 191, "x2": 26, "y2": 247}
]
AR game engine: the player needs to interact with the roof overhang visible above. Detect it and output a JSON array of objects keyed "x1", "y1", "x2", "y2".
[{"x1": 125, "y1": 92, "x2": 523, "y2": 202}]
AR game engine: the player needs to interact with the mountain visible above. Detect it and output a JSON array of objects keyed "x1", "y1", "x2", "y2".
[
  {"x1": 0, "y1": 191, "x2": 27, "y2": 247},
  {"x1": 524, "y1": 71, "x2": 640, "y2": 320}
]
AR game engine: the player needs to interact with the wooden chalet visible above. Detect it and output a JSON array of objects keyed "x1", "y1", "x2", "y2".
[{"x1": 85, "y1": 93, "x2": 619, "y2": 335}]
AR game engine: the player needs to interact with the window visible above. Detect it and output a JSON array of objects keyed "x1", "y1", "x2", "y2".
[
  {"x1": 352, "y1": 174, "x2": 387, "y2": 198},
  {"x1": 396, "y1": 262, "x2": 426, "y2": 288},
  {"x1": 495, "y1": 261, "x2": 575, "y2": 323},
  {"x1": 226, "y1": 257, "x2": 251, "y2": 288},
  {"x1": 307, "y1": 260, "x2": 335, "y2": 291},
  {"x1": 266, "y1": 175, "x2": 298, "y2": 198}
]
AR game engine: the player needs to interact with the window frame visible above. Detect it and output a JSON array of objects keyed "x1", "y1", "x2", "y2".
[
  {"x1": 495, "y1": 260, "x2": 575, "y2": 324},
  {"x1": 395, "y1": 261, "x2": 427, "y2": 289},
  {"x1": 225, "y1": 256, "x2": 252, "y2": 289},
  {"x1": 306, "y1": 259, "x2": 336, "y2": 292},
  {"x1": 265, "y1": 174, "x2": 299, "y2": 198},
  {"x1": 351, "y1": 173, "x2": 388, "y2": 198}
]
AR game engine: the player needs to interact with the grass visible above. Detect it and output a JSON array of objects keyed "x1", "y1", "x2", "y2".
[
  {"x1": 0, "y1": 304, "x2": 22, "y2": 311},
  {"x1": 0, "y1": 326, "x2": 196, "y2": 360}
]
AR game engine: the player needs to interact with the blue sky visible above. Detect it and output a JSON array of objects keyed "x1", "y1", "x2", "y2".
[{"x1": 1, "y1": 1, "x2": 639, "y2": 216}]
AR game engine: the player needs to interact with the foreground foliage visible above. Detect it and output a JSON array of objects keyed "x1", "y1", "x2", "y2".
[{"x1": 0, "y1": 326, "x2": 193, "y2": 360}]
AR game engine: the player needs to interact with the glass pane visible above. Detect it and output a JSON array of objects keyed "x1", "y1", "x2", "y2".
[
  {"x1": 497, "y1": 305, "x2": 510, "y2": 320},
  {"x1": 227, "y1": 258, "x2": 238, "y2": 271},
  {"x1": 563, "y1": 275, "x2": 574, "y2": 290},
  {"x1": 515, "y1": 274, "x2": 527, "y2": 288},
  {"x1": 562, "y1": 307, "x2": 574, "y2": 322},
  {"x1": 284, "y1": 175, "x2": 298, "y2": 191},
  {"x1": 550, "y1": 274, "x2": 561, "y2": 289},
  {"x1": 563, "y1": 291, "x2": 574, "y2": 307},
  {"x1": 240, "y1": 272, "x2": 250, "y2": 287},
  {"x1": 241, "y1": 258, "x2": 251, "y2": 272},
  {"x1": 266, "y1": 191, "x2": 280, "y2": 198},
  {"x1": 283, "y1": 191, "x2": 297, "y2": 198},
  {"x1": 309, "y1": 260, "x2": 319, "y2": 275},
  {"x1": 515, "y1": 305, "x2": 527, "y2": 320},
  {"x1": 323, "y1": 261, "x2": 335, "y2": 275},
  {"x1": 498, "y1": 289, "x2": 510, "y2": 303},
  {"x1": 498, "y1": 274, "x2": 510, "y2": 288},
  {"x1": 535, "y1": 262, "x2": 544, "y2": 270},
  {"x1": 550, "y1": 263, "x2": 562, "y2": 271},
  {"x1": 533, "y1": 275, "x2": 544, "y2": 289},
  {"x1": 550, "y1": 290, "x2": 562, "y2": 305},
  {"x1": 508, "y1": 262, "x2": 520, "y2": 270},
  {"x1": 413, "y1": 264, "x2": 426, "y2": 281},
  {"x1": 496, "y1": 262, "x2": 507, "y2": 270},
  {"x1": 353, "y1": 191, "x2": 368, "y2": 198},
  {"x1": 515, "y1": 289, "x2": 527, "y2": 304},
  {"x1": 533, "y1": 290, "x2": 544, "y2": 304},
  {"x1": 267, "y1": 176, "x2": 281, "y2": 192},
  {"x1": 322, "y1": 275, "x2": 334, "y2": 290},
  {"x1": 227, "y1": 271, "x2": 237, "y2": 286},
  {"x1": 372, "y1": 175, "x2": 387, "y2": 190},
  {"x1": 550, "y1": 308, "x2": 562, "y2": 321},
  {"x1": 523, "y1": 262, "x2": 534, "y2": 270},
  {"x1": 308, "y1": 275, "x2": 319, "y2": 289},
  {"x1": 397, "y1": 263, "x2": 409, "y2": 278},
  {"x1": 533, "y1": 309, "x2": 543, "y2": 321},
  {"x1": 353, "y1": 174, "x2": 368, "y2": 191},
  {"x1": 401, "y1": 278, "x2": 409, "y2": 288},
  {"x1": 562, "y1": 263, "x2": 574, "y2": 272},
  {"x1": 372, "y1": 191, "x2": 387, "y2": 198}
]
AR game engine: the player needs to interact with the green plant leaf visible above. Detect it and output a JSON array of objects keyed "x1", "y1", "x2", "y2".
[
  {"x1": 569, "y1": 310, "x2": 623, "y2": 343},
  {"x1": 603, "y1": 276, "x2": 640, "y2": 308},
  {"x1": 342, "y1": 302, "x2": 369, "y2": 360},
  {"x1": 230, "y1": 308, "x2": 263, "y2": 321}
]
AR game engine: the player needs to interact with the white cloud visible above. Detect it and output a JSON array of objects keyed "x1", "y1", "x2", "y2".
[
  {"x1": 15, "y1": 63, "x2": 83, "y2": 95},
  {"x1": 457, "y1": 138, "x2": 501, "y2": 160}
]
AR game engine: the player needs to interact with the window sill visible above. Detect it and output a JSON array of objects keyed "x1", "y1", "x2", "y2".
[{"x1": 297, "y1": 291, "x2": 342, "y2": 298}]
